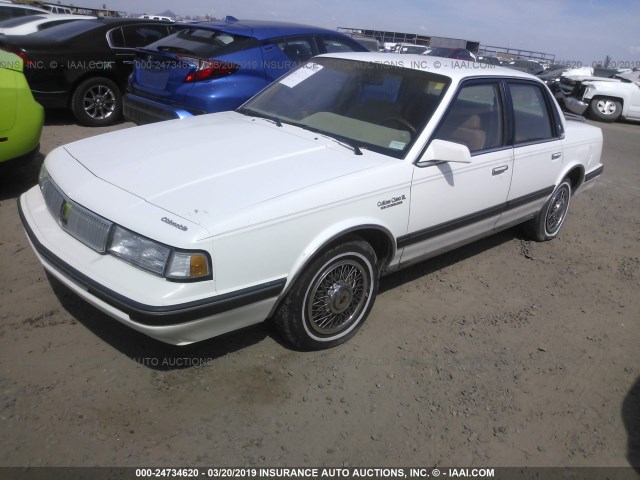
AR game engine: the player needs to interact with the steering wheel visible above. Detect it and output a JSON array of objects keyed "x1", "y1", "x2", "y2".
[{"x1": 381, "y1": 117, "x2": 417, "y2": 134}]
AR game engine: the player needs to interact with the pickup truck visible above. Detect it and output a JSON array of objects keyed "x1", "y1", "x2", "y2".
[{"x1": 19, "y1": 53, "x2": 604, "y2": 351}]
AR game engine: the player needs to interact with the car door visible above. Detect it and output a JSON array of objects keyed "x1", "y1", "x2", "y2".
[
  {"x1": 495, "y1": 80, "x2": 564, "y2": 229},
  {"x1": 625, "y1": 83, "x2": 640, "y2": 119},
  {"x1": 262, "y1": 36, "x2": 316, "y2": 82},
  {"x1": 399, "y1": 80, "x2": 514, "y2": 266}
]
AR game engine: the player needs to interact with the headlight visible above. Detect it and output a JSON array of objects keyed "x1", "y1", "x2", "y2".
[
  {"x1": 38, "y1": 164, "x2": 49, "y2": 189},
  {"x1": 109, "y1": 226, "x2": 171, "y2": 276},
  {"x1": 108, "y1": 225, "x2": 211, "y2": 281},
  {"x1": 39, "y1": 168, "x2": 212, "y2": 281}
]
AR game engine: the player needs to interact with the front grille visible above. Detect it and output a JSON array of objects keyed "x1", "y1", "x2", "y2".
[{"x1": 41, "y1": 176, "x2": 113, "y2": 253}]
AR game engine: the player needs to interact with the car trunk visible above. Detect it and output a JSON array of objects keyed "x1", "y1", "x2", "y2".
[
  {"x1": 131, "y1": 49, "x2": 197, "y2": 102},
  {"x1": 130, "y1": 27, "x2": 259, "y2": 106}
]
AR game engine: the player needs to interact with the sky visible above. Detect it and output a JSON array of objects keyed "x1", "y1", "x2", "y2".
[{"x1": 77, "y1": 0, "x2": 640, "y2": 65}]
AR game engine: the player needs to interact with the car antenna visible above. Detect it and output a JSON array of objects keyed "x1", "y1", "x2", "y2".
[{"x1": 225, "y1": 16, "x2": 239, "y2": 23}]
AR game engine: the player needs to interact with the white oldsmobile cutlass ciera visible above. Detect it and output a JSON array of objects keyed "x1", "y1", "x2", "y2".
[{"x1": 19, "y1": 53, "x2": 604, "y2": 351}]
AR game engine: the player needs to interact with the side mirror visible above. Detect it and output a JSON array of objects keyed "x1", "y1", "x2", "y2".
[{"x1": 417, "y1": 139, "x2": 472, "y2": 166}]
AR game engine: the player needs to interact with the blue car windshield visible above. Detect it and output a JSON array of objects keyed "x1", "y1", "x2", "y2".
[{"x1": 240, "y1": 57, "x2": 450, "y2": 159}]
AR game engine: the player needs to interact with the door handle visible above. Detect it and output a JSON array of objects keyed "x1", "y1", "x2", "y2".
[
  {"x1": 492, "y1": 165, "x2": 509, "y2": 175},
  {"x1": 552, "y1": 152, "x2": 562, "y2": 160}
]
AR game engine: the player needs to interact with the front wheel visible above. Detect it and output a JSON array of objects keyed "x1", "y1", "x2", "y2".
[
  {"x1": 71, "y1": 77, "x2": 122, "y2": 127},
  {"x1": 523, "y1": 179, "x2": 572, "y2": 242},
  {"x1": 588, "y1": 97, "x2": 622, "y2": 122},
  {"x1": 274, "y1": 240, "x2": 379, "y2": 351}
]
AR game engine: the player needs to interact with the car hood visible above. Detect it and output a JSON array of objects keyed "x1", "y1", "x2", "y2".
[
  {"x1": 62, "y1": 111, "x2": 386, "y2": 231},
  {"x1": 564, "y1": 75, "x2": 622, "y2": 83}
]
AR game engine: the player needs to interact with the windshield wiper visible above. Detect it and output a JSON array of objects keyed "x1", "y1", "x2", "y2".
[
  {"x1": 238, "y1": 109, "x2": 363, "y2": 154},
  {"x1": 288, "y1": 122, "x2": 363, "y2": 155},
  {"x1": 328, "y1": 137, "x2": 363, "y2": 155},
  {"x1": 238, "y1": 108, "x2": 282, "y2": 127}
]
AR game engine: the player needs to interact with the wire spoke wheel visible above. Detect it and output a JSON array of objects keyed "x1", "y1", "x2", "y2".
[
  {"x1": 306, "y1": 260, "x2": 369, "y2": 336},
  {"x1": 523, "y1": 179, "x2": 572, "y2": 242},
  {"x1": 545, "y1": 183, "x2": 570, "y2": 235},
  {"x1": 274, "y1": 240, "x2": 379, "y2": 350}
]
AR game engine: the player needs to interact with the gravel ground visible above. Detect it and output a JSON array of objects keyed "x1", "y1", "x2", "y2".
[{"x1": 0, "y1": 111, "x2": 638, "y2": 470}]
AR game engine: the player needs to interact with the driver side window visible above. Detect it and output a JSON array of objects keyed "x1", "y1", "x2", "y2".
[{"x1": 434, "y1": 82, "x2": 504, "y2": 153}]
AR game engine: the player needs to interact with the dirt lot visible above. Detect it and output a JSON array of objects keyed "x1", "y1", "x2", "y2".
[{"x1": 0, "y1": 112, "x2": 638, "y2": 470}]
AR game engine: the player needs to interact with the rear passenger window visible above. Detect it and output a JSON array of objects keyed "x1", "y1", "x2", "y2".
[
  {"x1": 319, "y1": 36, "x2": 358, "y2": 53},
  {"x1": 276, "y1": 37, "x2": 314, "y2": 64},
  {"x1": 121, "y1": 25, "x2": 169, "y2": 48},
  {"x1": 509, "y1": 83, "x2": 554, "y2": 144},
  {"x1": 434, "y1": 83, "x2": 503, "y2": 153}
]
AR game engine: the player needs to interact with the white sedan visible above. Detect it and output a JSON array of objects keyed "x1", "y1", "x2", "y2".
[
  {"x1": 19, "y1": 53, "x2": 604, "y2": 350},
  {"x1": 0, "y1": 14, "x2": 95, "y2": 35}
]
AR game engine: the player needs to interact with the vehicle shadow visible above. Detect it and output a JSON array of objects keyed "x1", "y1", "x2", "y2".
[
  {"x1": 43, "y1": 108, "x2": 130, "y2": 127},
  {"x1": 47, "y1": 273, "x2": 270, "y2": 371},
  {"x1": 380, "y1": 227, "x2": 517, "y2": 294},
  {"x1": 622, "y1": 375, "x2": 640, "y2": 471},
  {"x1": 0, "y1": 151, "x2": 44, "y2": 202},
  {"x1": 47, "y1": 227, "x2": 522, "y2": 367},
  {"x1": 43, "y1": 109, "x2": 78, "y2": 126}
]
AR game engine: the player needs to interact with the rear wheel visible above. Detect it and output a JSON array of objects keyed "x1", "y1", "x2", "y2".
[
  {"x1": 71, "y1": 77, "x2": 122, "y2": 127},
  {"x1": 588, "y1": 97, "x2": 622, "y2": 122},
  {"x1": 523, "y1": 179, "x2": 572, "y2": 241},
  {"x1": 274, "y1": 240, "x2": 378, "y2": 351}
]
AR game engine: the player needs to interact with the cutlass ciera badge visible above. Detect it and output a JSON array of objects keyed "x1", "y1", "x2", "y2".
[
  {"x1": 377, "y1": 194, "x2": 406, "y2": 210},
  {"x1": 161, "y1": 217, "x2": 188, "y2": 231}
]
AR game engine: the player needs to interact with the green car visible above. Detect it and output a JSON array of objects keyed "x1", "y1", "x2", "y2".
[{"x1": 0, "y1": 50, "x2": 43, "y2": 165}]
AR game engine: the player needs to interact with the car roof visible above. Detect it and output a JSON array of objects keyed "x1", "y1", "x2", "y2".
[
  {"x1": 318, "y1": 52, "x2": 540, "y2": 81},
  {"x1": 177, "y1": 19, "x2": 351, "y2": 40},
  {"x1": 0, "y1": 17, "x2": 173, "y2": 44}
]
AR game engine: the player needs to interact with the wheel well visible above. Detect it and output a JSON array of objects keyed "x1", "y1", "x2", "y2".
[
  {"x1": 327, "y1": 227, "x2": 395, "y2": 269},
  {"x1": 268, "y1": 227, "x2": 395, "y2": 318},
  {"x1": 591, "y1": 95, "x2": 624, "y2": 107},
  {"x1": 566, "y1": 167, "x2": 584, "y2": 193}
]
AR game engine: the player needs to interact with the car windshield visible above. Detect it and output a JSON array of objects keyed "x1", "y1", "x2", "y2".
[
  {"x1": 145, "y1": 27, "x2": 255, "y2": 58},
  {"x1": 239, "y1": 57, "x2": 450, "y2": 159}
]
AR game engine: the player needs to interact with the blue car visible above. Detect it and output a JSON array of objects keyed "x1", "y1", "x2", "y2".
[{"x1": 123, "y1": 17, "x2": 368, "y2": 124}]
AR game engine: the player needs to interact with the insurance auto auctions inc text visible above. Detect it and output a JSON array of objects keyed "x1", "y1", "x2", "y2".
[{"x1": 249, "y1": 468, "x2": 495, "y2": 477}]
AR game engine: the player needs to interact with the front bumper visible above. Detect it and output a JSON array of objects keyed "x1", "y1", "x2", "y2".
[
  {"x1": 562, "y1": 95, "x2": 589, "y2": 116},
  {"x1": 18, "y1": 188, "x2": 285, "y2": 345},
  {"x1": 123, "y1": 93, "x2": 196, "y2": 125}
]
